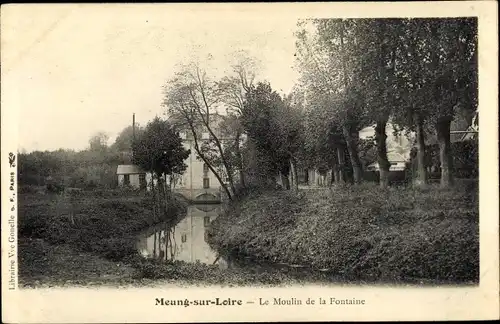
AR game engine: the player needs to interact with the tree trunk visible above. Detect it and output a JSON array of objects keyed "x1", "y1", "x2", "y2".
[
  {"x1": 436, "y1": 118, "x2": 454, "y2": 187},
  {"x1": 375, "y1": 120, "x2": 391, "y2": 188},
  {"x1": 186, "y1": 120, "x2": 233, "y2": 200},
  {"x1": 290, "y1": 159, "x2": 299, "y2": 191},
  {"x1": 157, "y1": 174, "x2": 166, "y2": 218},
  {"x1": 413, "y1": 116, "x2": 428, "y2": 187},
  {"x1": 153, "y1": 231, "x2": 157, "y2": 258},
  {"x1": 333, "y1": 167, "x2": 340, "y2": 183},
  {"x1": 342, "y1": 124, "x2": 363, "y2": 184},
  {"x1": 336, "y1": 146, "x2": 345, "y2": 183},
  {"x1": 198, "y1": 114, "x2": 237, "y2": 194},
  {"x1": 235, "y1": 131, "x2": 246, "y2": 188},
  {"x1": 150, "y1": 173, "x2": 159, "y2": 222},
  {"x1": 188, "y1": 87, "x2": 238, "y2": 195},
  {"x1": 281, "y1": 173, "x2": 290, "y2": 190},
  {"x1": 304, "y1": 168, "x2": 309, "y2": 185},
  {"x1": 167, "y1": 222, "x2": 170, "y2": 261}
]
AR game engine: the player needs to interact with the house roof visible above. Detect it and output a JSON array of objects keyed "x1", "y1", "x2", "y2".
[{"x1": 116, "y1": 164, "x2": 146, "y2": 175}]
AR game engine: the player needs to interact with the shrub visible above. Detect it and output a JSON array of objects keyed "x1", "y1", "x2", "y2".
[{"x1": 209, "y1": 184, "x2": 479, "y2": 284}]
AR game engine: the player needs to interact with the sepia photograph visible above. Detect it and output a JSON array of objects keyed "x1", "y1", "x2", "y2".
[{"x1": 1, "y1": 2, "x2": 498, "y2": 323}]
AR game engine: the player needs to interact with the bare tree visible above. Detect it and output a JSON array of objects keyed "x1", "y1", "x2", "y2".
[
  {"x1": 217, "y1": 53, "x2": 261, "y2": 188},
  {"x1": 163, "y1": 62, "x2": 236, "y2": 200}
]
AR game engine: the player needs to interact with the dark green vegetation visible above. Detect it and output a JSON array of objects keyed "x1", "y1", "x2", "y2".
[
  {"x1": 132, "y1": 117, "x2": 190, "y2": 183},
  {"x1": 18, "y1": 189, "x2": 340, "y2": 287},
  {"x1": 18, "y1": 189, "x2": 185, "y2": 286},
  {"x1": 208, "y1": 181, "x2": 479, "y2": 284}
]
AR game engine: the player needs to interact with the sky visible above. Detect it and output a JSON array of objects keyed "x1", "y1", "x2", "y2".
[{"x1": 2, "y1": 4, "x2": 300, "y2": 152}]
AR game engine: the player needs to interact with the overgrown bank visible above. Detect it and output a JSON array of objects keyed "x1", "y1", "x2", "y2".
[
  {"x1": 208, "y1": 182, "x2": 479, "y2": 284},
  {"x1": 18, "y1": 188, "x2": 187, "y2": 286},
  {"x1": 19, "y1": 188, "x2": 334, "y2": 287}
]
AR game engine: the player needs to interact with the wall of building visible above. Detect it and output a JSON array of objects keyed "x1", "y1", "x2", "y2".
[
  {"x1": 172, "y1": 139, "x2": 223, "y2": 201},
  {"x1": 117, "y1": 173, "x2": 144, "y2": 189}
]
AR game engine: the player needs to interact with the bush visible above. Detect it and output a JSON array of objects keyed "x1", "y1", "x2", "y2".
[{"x1": 209, "y1": 185, "x2": 479, "y2": 284}]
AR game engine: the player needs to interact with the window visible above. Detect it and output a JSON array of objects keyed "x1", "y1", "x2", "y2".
[
  {"x1": 181, "y1": 234, "x2": 187, "y2": 243},
  {"x1": 203, "y1": 177, "x2": 210, "y2": 189},
  {"x1": 123, "y1": 174, "x2": 130, "y2": 185},
  {"x1": 204, "y1": 216, "x2": 211, "y2": 227},
  {"x1": 203, "y1": 163, "x2": 209, "y2": 173}
]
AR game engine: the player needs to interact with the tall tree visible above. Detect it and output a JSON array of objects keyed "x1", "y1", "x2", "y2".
[
  {"x1": 296, "y1": 19, "x2": 370, "y2": 184},
  {"x1": 88, "y1": 131, "x2": 109, "y2": 152},
  {"x1": 216, "y1": 53, "x2": 260, "y2": 188},
  {"x1": 112, "y1": 124, "x2": 144, "y2": 153},
  {"x1": 432, "y1": 18, "x2": 478, "y2": 187},
  {"x1": 163, "y1": 61, "x2": 236, "y2": 200},
  {"x1": 392, "y1": 18, "x2": 478, "y2": 188},
  {"x1": 133, "y1": 117, "x2": 190, "y2": 218},
  {"x1": 241, "y1": 82, "x2": 297, "y2": 189},
  {"x1": 355, "y1": 19, "x2": 403, "y2": 188}
]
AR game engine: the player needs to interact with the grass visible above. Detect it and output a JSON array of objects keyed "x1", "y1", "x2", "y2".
[
  {"x1": 208, "y1": 181, "x2": 479, "y2": 284},
  {"x1": 18, "y1": 188, "x2": 189, "y2": 286},
  {"x1": 19, "y1": 181, "x2": 479, "y2": 287},
  {"x1": 18, "y1": 188, "x2": 334, "y2": 287}
]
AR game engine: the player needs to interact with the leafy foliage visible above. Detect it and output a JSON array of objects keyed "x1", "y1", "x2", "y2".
[
  {"x1": 132, "y1": 117, "x2": 190, "y2": 177},
  {"x1": 241, "y1": 82, "x2": 304, "y2": 178},
  {"x1": 112, "y1": 124, "x2": 145, "y2": 153}
]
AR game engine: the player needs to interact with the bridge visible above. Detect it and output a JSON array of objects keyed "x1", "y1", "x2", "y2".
[{"x1": 173, "y1": 188, "x2": 222, "y2": 204}]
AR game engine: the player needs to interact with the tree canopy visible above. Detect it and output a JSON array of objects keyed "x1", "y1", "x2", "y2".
[{"x1": 132, "y1": 117, "x2": 190, "y2": 177}]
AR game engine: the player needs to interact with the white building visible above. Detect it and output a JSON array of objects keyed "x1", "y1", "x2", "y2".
[
  {"x1": 365, "y1": 152, "x2": 407, "y2": 172},
  {"x1": 116, "y1": 164, "x2": 148, "y2": 189},
  {"x1": 171, "y1": 114, "x2": 229, "y2": 202}
]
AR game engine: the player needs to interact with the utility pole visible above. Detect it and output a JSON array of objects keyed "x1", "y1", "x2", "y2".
[{"x1": 132, "y1": 113, "x2": 136, "y2": 161}]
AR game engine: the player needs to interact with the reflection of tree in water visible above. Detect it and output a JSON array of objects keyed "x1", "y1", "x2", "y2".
[
  {"x1": 148, "y1": 204, "x2": 222, "y2": 262},
  {"x1": 160, "y1": 225, "x2": 177, "y2": 261}
]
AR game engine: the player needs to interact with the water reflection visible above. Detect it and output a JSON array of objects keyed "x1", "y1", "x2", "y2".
[{"x1": 136, "y1": 204, "x2": 228, "y2": 268}]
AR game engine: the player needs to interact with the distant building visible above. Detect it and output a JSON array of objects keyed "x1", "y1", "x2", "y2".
[
  {"x1": 169, "y1": 114, "x2": 232, "y2": 202},
  {"x1": 359, "y1": 122, "x2": 413, "y2": 161},
  {"x1": 116, "y1": 114, "x2": 235, "y2": 201},
  {"x1": 365, "y1": 152, "x2": 407, "y2": 172},
  {"x1": 116, "y1": 164, "x2": 148, "y2": 189}
]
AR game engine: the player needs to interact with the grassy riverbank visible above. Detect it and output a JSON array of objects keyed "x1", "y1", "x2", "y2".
[
  {"x1": 18, "y1": 188, "x2": 187, "y2": 286},
  {"x1": 19, "y1": 237, "x2": 324, "y2": 288},
  {"x1": 19, "y1": 188, "x2": 334, "y2": 287},
  {"x1": 19, "y1": 189, "x2": 187, "y2": 261},
  {"x1": 208, "y1": 181, "x2": 479, "y2": 284}
]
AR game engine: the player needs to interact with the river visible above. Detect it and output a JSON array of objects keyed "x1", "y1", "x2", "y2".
[{"x1": 136, "y1": 204, "x2": 230, "y2": 269}]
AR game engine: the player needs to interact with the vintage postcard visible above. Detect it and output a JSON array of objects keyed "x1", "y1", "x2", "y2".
[{"x1": 1, "y1": 2, "x2": 499, "y2": 322}]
